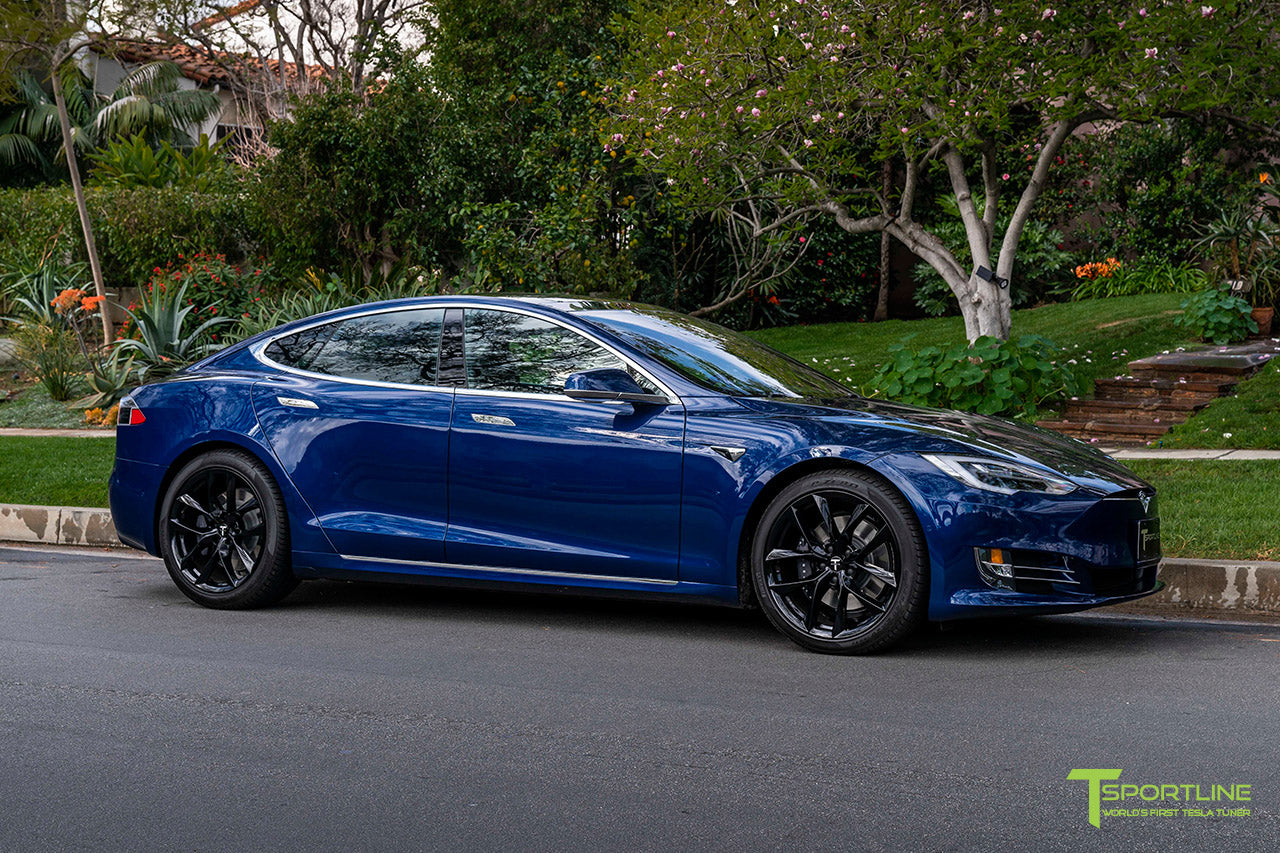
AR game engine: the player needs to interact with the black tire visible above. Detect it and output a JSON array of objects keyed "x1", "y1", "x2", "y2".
[
  {"x1": 750, "y1": 469, "x2": 927, "y2": 654},
  {"x1": 158, "y1": 449, "x2": 297, "y2": 609}
]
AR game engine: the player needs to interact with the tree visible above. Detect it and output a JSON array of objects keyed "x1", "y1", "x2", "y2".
[
  {"x1": 615, "y1": 0, "x2": 1280, "y2": 340},
  {"x1": 0, "y1": 61, "x2": 219, "y2": 181},
  {"x1": 0, "y1": 0, "x2": 146, "y2": 342}
]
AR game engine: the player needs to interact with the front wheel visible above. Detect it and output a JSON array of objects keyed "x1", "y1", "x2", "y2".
[
  {"x1": 750, "y1": 470, "x2": 927, "y2": 654},
  {"x1": 158, "y1": 449, "x2": 297, "y2": 609}
]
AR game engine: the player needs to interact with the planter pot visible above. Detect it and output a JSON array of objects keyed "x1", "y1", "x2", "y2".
[{"x1": 1252, "y1": 307, "x2": 1275, "y2": 337}]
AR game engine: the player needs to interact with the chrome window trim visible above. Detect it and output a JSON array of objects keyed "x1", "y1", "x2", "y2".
[
  {"x1": 249, "y1": 301, "x2": 680, "y2": 403},
  {"x1": 338, "y1": 553, "x2": 678, "y2": 586}
]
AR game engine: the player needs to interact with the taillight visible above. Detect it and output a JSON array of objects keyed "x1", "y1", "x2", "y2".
[{"x1": 118, "y1": 399, "x2": 146, "y2": 426}]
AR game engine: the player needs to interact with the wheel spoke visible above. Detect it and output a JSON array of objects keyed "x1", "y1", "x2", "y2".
[
  {"x1": 236, "y1": 496, "x2": 260, "y2": 516},
  {"x1": 178, "y1": 493, "x2": 209, "y2": 516},
  {"x1": 831, "y1": 585, "x2": 848, "y2": 637},
  {"x1": 169, "y1": 518, "x2": 213, "y2": 539},
  {"x1": 230, "y1": 540, "x2": 256, "y2": 581},
  {"x1": 852, "y1": 527, "x2": 890, "y2": 559},
  {"x1": 813, "y1": 494, "x2": 835, "y2": 543},
  {"x1": 856, "y1": 560, "x2": 897, "y2": 587},
  {"x1": 226, "y1": 476, "x2": 238, "y2": 514},
  {"x1": 803, "y1": 574, "x2": 830, "y2": 631},
  {"x1": 838, "y1": 503, "x2": 869, "y2": 549},
  {"x1": 765, "y1": 547, "x2": 809, "y2": 563}
]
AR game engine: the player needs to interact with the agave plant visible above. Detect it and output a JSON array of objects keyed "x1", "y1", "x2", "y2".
[
  {"x1": 113, "y1": 282, "x2": 235, "y2": 381},
  {"x1": 77, "y1": 348, "x2": 139, "y2": 409},
  {"x1": 2, "y1": 261, "x2": 90, "y2": 327}
]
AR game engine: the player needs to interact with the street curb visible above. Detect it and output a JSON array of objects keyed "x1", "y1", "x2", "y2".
[
  {"x1": 3, "y1": 505, "x2": 1278, "y2": 618},
  {"x1": 1112, "y1": 558, "x2": 1280, "y2": 618},
  {"x1": 0, "y1": 504, "x2": 120, "y2": 547}
]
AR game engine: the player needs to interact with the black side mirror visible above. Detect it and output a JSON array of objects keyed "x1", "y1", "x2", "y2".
[{"x1": 564, "y1": 368, "x2": 669, "y2": 406}]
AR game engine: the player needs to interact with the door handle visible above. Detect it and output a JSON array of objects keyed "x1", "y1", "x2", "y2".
[
  {"x1": 277, "y1": 396, "x2": 319, "y2": 410},
  {"x1": 472, "y1": 413, "x2": 515, "y2": 426}
]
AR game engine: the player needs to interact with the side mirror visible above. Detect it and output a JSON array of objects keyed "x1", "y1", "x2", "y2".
[{"x1": 564, "y1": 368, "x2": 669, "y2": 406}]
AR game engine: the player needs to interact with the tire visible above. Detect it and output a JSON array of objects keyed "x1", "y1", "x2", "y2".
[
  {"x1": 749, "y1": 469, "x2": 927, "y2": 654},
  {"x1": 158, "y1": 449, "x2": 297, "y2": 609}
]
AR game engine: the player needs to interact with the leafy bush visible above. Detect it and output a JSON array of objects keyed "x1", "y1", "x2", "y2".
[
  {"x1": 89, "y1": 134, "x2": 230, "y2": 191},
  {"x1": 142, "y1": 252, "x2": 273, "y2": 341},
  {"x1": 870, "y1": 335, "x2": 1080, "y2": 418},
  {"x1": 13, "y1": 322, "x2": 83, "y2": 401},
  {"x1": 1174, "y1": 288, "x2": 1257, "y2": 344},
  {"x1": 1071, "y1": 258, "x2": 1206, "y2": 300},
  {"x1": 912, "y1": 196, "x2": 1074, "y2": 316}
]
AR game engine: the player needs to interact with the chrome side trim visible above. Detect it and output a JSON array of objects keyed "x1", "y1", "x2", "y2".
[
  {"x1": 249, "y1": 301, "x2": 680, "y2": 404},
  {"x1": 337, "y1": 553, "x2": 679, "y2": 586},
  {"x1": 277, "y1": 396, "x2": 319, "y2": 410}
]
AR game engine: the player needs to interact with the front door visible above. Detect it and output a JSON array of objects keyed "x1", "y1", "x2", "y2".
[{"x1": 445, "y1": 308, "x2": 685, "y2": 581}]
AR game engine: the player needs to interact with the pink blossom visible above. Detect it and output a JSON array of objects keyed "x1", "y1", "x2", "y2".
[
  {"x1": 1201, "y1": 5, "x2": 1215, "y2": 16},
  {"x1": 811, "y1": 113, "x2": 822, "y2": 122},
  {"x1": 1002, "y1": 173, "x2": 1010, "y2": 180},
  {"x1": 736, "y1": 105, "x2": 744, "y2": 113},
  {"x1": 1042, "y1": 8, "x2": 1056, "y2": 19},
  {"x1": 751, "y1": 107, "x2": 761, "y2": 117},
  {"x1": 1138, "y1": 6, "x2": 1147, "y2": 15},
  {"x1": 803, "y1": 138, "x2": 814, "y2": 147},
  {"x1": 666, "y1": 30, "x2": 676, "y2": 37},
  {"x1": 1145, "y1": 46, "x2": 1158, "y2": 58},
  {"x1": 900, "y1": 126, "x2": 909, "y2": 133},
  {"x1": 963, "y1": 10, "x2": 974, "y2": 19},
  {"x1": 755, "y1": 89, "x2": 768, "y2": 98}
]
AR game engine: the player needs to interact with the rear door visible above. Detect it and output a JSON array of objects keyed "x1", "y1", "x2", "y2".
[
  {"x1": 251, "y1": 306, "x2": 456, "y2": 563},
  {"x1": 445, "y1": 307, "x2": 685, "y2": 581}
]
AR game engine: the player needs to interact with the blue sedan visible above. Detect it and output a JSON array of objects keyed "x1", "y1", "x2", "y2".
[{"x1": 108, "y1": 297, "x2": 1162, "y2": 653}]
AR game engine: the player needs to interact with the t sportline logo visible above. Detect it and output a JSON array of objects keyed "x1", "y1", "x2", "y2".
[{"x1": 1068, "y1": 769, "x2": 1252, "y2": 828}]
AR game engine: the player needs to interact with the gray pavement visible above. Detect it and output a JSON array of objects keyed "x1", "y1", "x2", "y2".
[{"x1": 1, "y1": 545, "x2": 1279, "y2": 852}]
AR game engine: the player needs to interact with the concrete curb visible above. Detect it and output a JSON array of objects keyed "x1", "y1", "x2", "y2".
[
  {"x1": 1114, "y1": 558, "x2": 1280, "y2": 618},
  {"x1": 0, "y1": 504, "x2": 120, "y2": 547},
  {"x1": 2, "y1": 504, "x2": 1278, "y2": 619}
]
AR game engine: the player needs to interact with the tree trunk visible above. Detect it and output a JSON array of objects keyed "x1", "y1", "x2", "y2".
[
  {"x1": 958, "y1": 274, "x2": 1012, "y2": 340},
  {"x1": 52, "y1": 77, "x2": 112, "y2": 344},
  {"x1": 873, "y1": 159, "x2": 891, "y2": 322}
]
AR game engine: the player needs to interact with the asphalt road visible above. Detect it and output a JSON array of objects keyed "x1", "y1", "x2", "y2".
[{"x1": 1, "y1": 545, "x2": 1277, "y2": 852}]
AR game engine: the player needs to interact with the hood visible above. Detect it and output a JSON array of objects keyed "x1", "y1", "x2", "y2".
[{"x1": 745, "y1": 396, "x2": 1149, "y2": 493}]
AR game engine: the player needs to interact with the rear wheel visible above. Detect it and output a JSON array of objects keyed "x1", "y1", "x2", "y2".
[
  {"x1": 158, "y1": 449, "x2": 296, "y2": 609},
  {"x1": 750, "y1": 470, "x2": 927, "y2": 654}
]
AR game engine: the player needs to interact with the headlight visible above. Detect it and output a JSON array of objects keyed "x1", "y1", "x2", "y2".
[{"x1": 921, "y1": 454, "x2": 1077, "y2": 496}]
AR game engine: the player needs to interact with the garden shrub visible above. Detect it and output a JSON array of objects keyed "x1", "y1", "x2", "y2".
[
  {"x1": 1070, "y1": 257, "x2": 1206, "y2": 300},
  {"x1": 13, "y1": 322, "x2": 83, "y2": 402},
  {"x1": 870, "y1": 334, "x2": 1080, "y2": 418},
  {"x1": 1175, "y1": 288, "x2": 1257, "y2": 344}
]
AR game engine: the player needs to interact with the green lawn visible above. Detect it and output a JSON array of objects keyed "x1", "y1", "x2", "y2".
[
  {"x1": 750, "y1": 292, "x2": 1192, "y2": 395},
  {"x1": 1162, "y1": 360, "x2": 1280, "y2": 449},
  {"x1": 1126, "y1": 459, "x2": 1280, "y2": 561},
  {"x1": 0, "y1": 436, "x2": 115, "y2": 507}
]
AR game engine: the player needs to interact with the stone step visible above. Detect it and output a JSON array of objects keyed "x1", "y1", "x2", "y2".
[
  {"x1": 1127, "y1": 349, "x2": 1277, "y2": 380},
  {"x1": 1092, "y1": 377, "x2": 1234, "y2": 402},
  {"x1": 1036, "y1": 419, "x2": 1171, "y2": 443},
  {"x1": 1066, "y1": 397, "x2": 1205, "y2": 414},
  {"x1": 1128, "y1": 366, "x2": 1255, "y2": 383},
  {"x1": 1061, "y1": 403, "x2": 1191, "y2": 425}
]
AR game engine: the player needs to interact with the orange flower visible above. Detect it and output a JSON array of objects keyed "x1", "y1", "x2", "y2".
[
  {"x1": 51, "y1": 288, "x2": 85, "y2": 314},
  {"x1": 81, "y1": 295, "x2": 104, "y2": 312},
  {"x1": 1261, "y1": 172, "x2": 1273, "y2": 185}
]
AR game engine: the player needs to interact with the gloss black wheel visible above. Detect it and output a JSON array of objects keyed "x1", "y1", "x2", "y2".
[
  {"x1": 751, "y1": 470, "x2": 927, "y2": 654},
  {"x1": 158, "y1": 449, "x2": 296, "y2": 609}
]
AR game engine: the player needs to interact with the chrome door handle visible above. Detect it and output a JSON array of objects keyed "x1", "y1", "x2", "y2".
[
  {"x1": 277, "y1": 396, "x2": 319, "y2": 410},
  {"x1": 472, "y1": 413, "x2": 515, "y2": 426}
]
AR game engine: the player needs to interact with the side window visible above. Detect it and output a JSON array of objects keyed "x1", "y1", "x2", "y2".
[
  {"x1": 265, "y1": 308, "x2": 445, "y2": 386},
  {"x1": 463, "y1": 309, "x2": 657, "y2": 395}
]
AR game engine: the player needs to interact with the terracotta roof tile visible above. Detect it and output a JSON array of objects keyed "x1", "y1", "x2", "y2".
[{"x1": 93, "y1": 38, "x2": 328, "y2": 88}]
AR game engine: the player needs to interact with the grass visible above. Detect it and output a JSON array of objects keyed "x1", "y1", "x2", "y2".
[
  {"x1": 0, "y1": 377, "x2": 95, "y2": 429},
  {"x1": 0, "y1": 436, "x2": 115, "y2": 507},
  {"x1": 1162, "y1": 360, "x2": 1280, "y2": 449},
  {"x1": 750, "y1": 292, "x2": 1192, "y2": 394},
  {"x1": 1127, "y1": 459, "x2": 1280, "y2": 561}
]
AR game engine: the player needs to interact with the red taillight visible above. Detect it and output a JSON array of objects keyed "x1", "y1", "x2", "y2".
[{"x1": 118, "y1": 401, "x2": 146, "y2": 426}]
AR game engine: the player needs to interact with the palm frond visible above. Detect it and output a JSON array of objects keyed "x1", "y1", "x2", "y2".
[
  {"x1": 0, "y1": 132, "x2": 45, "y2": 169},
  {"x1": 114, "y1": 61, "x2": 184, "y2": 101}
]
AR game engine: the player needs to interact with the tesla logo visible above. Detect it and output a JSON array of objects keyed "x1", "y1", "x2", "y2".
[{"x1": 1138, "y1": 492, "x2": 1152, "y2": 513}]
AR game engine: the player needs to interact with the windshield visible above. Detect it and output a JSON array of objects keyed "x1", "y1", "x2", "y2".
[{"x1": 579, "y1": 306, "x2": 851, "y2": 398}]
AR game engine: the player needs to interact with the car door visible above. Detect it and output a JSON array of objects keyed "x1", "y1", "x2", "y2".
[
  {"x1": 251, "y1": 306, "x2": 456, "y2": 563},
  {"x1": 446, "y1": 307, "x2": 685, "y2": 581}
]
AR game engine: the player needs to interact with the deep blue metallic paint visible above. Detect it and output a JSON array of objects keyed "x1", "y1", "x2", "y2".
[{"x1": 108, "y1": 296, "x2": 1161, "y2": 620}]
